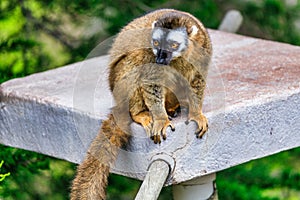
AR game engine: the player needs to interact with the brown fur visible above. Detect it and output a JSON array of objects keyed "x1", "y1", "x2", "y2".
[{"x1": 71, "y1": 9, "x2": 212, "y2": 199}]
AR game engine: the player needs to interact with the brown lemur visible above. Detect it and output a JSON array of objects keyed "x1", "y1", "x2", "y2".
[{"x1": 71, "y1": 9, "x2": 212, "y2": 199}]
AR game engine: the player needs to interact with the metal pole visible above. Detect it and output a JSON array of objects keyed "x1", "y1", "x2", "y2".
[
  {"x1": 173, "y1": 173, "x2": 218, "y2": 200},
  {"x1": 218, "y1": 9, "x2": 243, "y2": 33},
  {"x1": 135, "y1": 160, "x2": 170, "y2": 200}
]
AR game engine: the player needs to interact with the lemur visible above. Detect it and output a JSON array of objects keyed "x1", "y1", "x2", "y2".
[{"x1": 71, "y1": 9, "x2": 212, "y2": 200}]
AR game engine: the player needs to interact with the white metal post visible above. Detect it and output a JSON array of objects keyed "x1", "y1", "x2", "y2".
[
  {"x1": 173, "y1": 173, "x2": 218, "y2": 200},
  {"x1": 135, "y1": 160, "x2": 170, "y2": 200},
  {"x1": 218, "y1": 9, "x2": 243, "y2": 33}
]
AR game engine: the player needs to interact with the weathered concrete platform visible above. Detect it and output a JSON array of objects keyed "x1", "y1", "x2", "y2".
[{"x1": 1, "y1": 30, "x2": 300, "y2": 184}]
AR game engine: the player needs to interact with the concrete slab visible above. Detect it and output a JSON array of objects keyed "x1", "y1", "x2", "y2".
[{"x1": 1, "y1": 30, "x2": 300, "y2": 184}]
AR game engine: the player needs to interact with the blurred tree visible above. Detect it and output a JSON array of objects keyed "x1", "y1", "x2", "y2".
[
  {"x1": 217, "y1": 148, "x2": 300, "y2": 200},
  {"x1": 0, "y1": 0, "x2": 107, "y2": 83},
  {"x1": 218, "y1": 0, "x2": 300, "y2": 45}
]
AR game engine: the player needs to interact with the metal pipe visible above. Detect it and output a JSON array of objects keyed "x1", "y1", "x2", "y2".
[{"x1": 134, "y1": 159, "x2": 170, "y2": 200}]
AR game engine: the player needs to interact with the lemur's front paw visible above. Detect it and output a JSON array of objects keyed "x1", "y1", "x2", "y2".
[
  {"x1": 151, "y1": 118, "x2": 175, "y2": 144},
  {"x1": 132, "y1": 111, "x2": 153, "y2": 138},
  {"x1": 186, "y1": 113, "x2": 208, "y2": 138}
]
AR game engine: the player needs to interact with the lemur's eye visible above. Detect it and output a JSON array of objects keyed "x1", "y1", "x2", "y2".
[
  {"x1": 153, "y1": 40, "x2": 159, "y2": 46},
  {"x1": 171, "y1": 42, "x2": 179, "y2": 49}
]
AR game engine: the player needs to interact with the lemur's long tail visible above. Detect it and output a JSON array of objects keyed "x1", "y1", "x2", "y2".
[{"x1": 71, "y1": 114, "x2": 129, "y2": 200}]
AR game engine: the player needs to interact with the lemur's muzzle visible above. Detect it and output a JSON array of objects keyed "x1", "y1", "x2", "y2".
[{"x1": 156, "y1": 49, "x2": 172, "y2": 65}]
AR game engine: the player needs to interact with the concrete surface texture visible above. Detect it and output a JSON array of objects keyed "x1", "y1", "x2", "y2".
[{"x1": 0, "y1": 29, "x2": 300, "y2": 184}]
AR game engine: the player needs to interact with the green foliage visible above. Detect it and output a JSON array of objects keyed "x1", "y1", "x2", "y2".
[
  {"x1": 106, "y1": 174, "x2": 140, "y2": 199},
  {"x1": 0, "y1": 0, "x2": 300, "y2": 199},
  {"x1": 217, "y1": 148, "x2": 300, "y2": 200},
  {"x1": 0, "y1": 0, "x2": 106, "y2": 82},
  {"x1": 237, "y1": 0, "x2": 300, "y2": 45},
  {"x1": 91, "y1": 0, "x2": 222, "y2": 34},
  {"x1": 0, "y1": 145, "x2": 75, "y2": 199},
  {"x1": 0, "y1": 160, "x2": 10, "y2": 182}
]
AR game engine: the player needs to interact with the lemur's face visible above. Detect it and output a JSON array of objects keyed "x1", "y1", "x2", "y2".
[{"x1": 151, "y1": 27, "x2": 188, "y2": 65}]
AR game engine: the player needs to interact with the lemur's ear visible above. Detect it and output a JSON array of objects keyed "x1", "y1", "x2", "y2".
[
  {"x1": 152, "y1": 21, "x2": 157, "y2": 29},
  {"x1": 188, "y1": 25, "x2": 199, "y2": 37}
]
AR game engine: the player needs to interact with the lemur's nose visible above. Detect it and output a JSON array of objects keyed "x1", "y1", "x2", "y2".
[{"x1": 156, "y1": 49, "x2": 172, "y2": 65}]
